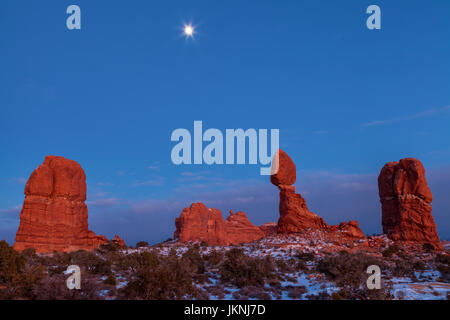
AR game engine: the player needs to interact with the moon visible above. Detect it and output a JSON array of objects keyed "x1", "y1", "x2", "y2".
[{"x1": 183, "y1": 24, "x2": 195, "y2": 38}]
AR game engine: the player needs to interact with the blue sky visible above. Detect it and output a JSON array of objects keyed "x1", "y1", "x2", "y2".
[{"x1": 1, "y1": 0, "x2": 449, "y2": 245}]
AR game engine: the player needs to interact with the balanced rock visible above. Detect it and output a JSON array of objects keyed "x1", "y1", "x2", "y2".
[
  {"x1": 271, "y1": 149, "x2": 365, "y2": 239},
  {"x1": 174, "y1": 203, "x2": 266, "y2": 245},
  {"x1": 378, "y1": 158, "x2": 442, "y2": 248},
  {"x1": 13, "y1": 156, "x2": 112, "y2": 253},
  {"x1": 277, "y1": 185, "x2": 329, "y2": 233},
  {"x1": 270, "y1": 149, "x2": 296, "y2": 186}
]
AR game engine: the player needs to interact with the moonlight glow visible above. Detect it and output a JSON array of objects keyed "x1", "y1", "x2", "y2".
[{"x1": 183, "y1": 24, "x2": 195, "y2": 38}]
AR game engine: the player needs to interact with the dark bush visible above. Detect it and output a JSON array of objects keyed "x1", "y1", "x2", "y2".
[
  {"x1": 104, "y1": 274, "x2": 117, "y2": 286},
  {"x1": 136, "y1": 241, "x2": 149, "y2": 248},
  {"x1": 203, "y1": 249, "x2": 224, "y2": 268},
  {"x1": 422, "y1": 243, "x2": 435, "y2": 252},
  {"x1": 120, "y1": 251, "x2": 199, "y2": 299},
  {"x1": 318, "y1": 251, "x2": 376, "y2": 286},
  {"x1": 218, "y1": 248, "x2": 276, "y2": 288},
  {"x1": 287, "y1": 286, "x2": 307, "y2": 299},
  {"x1": 382, "y1": 245, "x2": 400, "y2": 258},
  {"x1": 0, "y1": 241, "x2": 24, "y2": 284}
]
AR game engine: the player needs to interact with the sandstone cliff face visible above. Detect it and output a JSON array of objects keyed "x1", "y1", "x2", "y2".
[
  {"x1": 271, "y1": 149, "x2": 365, "y2": 239},
  {"x1": 13, "y1": 156, "x2": 113, "y2": 253},
  {"x1": 224, "y1": 210, "x2": 266, "y2": 244},
  {"x1": 174, "y1": 203, "x2": 228, "y2": 245},
  {"x1": 378, "y1": 158, "x2": 441, "y2": 248},
  {"x1": 174, "y1": 203, "x2": 267, "y2": 245}
]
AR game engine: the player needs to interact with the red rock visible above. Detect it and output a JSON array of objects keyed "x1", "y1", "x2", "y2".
[
  {"x1": 224, "y1": 210, "x2": 265, "y2": 244},
  {"x1": 277, "y1": 185, "x2": 329, "y2": 233},
  {"x1": 270, "y1": 149, "x2": 296, "y2": 186},
  {"x1": 258, "y1": 222, "x2": 278, "y2": 236},
  {"x1": 174, "y1": 204, "x2": 266, "y2": 245},
  {"x1": 111, "y1": 234, "x2": 126, "y2": 248},
  {"x1": 271, "y1": 149, "x2": 365, "y2": 239},
  {"x1": 337, "y1": 220, "x2": 366, "y2": 239},
  {"x1": 13, "y1": 156, "x2": 116, "y2": 253},
  {"x1": 174, "y1": 203, "x2": 228, "y2": 245},
  {"x1": 378, "y1": 158, "x2": 442, "y2": 249}
]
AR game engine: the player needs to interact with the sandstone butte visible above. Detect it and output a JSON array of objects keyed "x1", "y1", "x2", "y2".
[
  {"x1": 174, "y1": 203, "x2": 268, "y2": 245},
  {"x1": 378, "y1": 158, "x2": 442, "y2": 249},
  {"x1": 13, "y1": 156, "x2": 125, "y2": 253},
  {"x1": 271, "y1": 149, "x2": 366, "y2": 239}
]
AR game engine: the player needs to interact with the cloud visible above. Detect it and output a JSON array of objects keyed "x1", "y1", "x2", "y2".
[
  {"x1": 181, "y1": 171, "x2": 195, "y2": 177},
  {"x1": 97, "y1": 182, "x2": 114, "y2": 187},
  {"x1": 363, "y1": 105, "x2": 450, "y2": 127},
  {"x1": 131, "y1": 176, "x2": 166, "y2": 187},
  {"x1": 11, "y1": 177, "x2": 26, "y2": 185},
  {"x1": 0, "y1": 205, "x2": 21, "y2": 215},
  {"x1": 86, "y1": 198, "x2": 120, "y2": 207}
]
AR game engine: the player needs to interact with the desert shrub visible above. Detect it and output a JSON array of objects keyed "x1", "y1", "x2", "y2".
[
  {"x1": 136, "y1": 241, "x2": 149, "y2": 248},
  {"x1": 118, "y1": 251, "x2": 159, "y2": 273},
  {"x1": 0, "y1": 241, "x2": 24, "y2": 284},
  {"x1": 287, "y1": 285, "x2": 307, "y2": 299},
  {"x1": 276, "y1": 259, "x2": 292, "y2": 273},
  {"x1": 317, "y1": 251, "x2": 387, "y2": 293},
  {"x1": 296, "y1": 251, "x2": 315, "y2": 262},
  {"x1": 218, "y1": 248, "x2": 276, "y2": 288},
  {"x1": 422, "y1": 243, "x2": 435, "y2": 252},
  {"x1": 239, "y1": 286, "x2": 272, "y2": 300},
  {"x1": 104, "y1": 274, "x2": 117, "y2": 286},
  {"x1": 97, "y1": 242, "x2": 120, "y2": 255},
  {"x1": 382, "y1": 245, "x2": 400, "y2": 258},
  {"x1": 436, "y1": 254, "x2": 450, "y2": 265},
  {"x1": 305, "y1": 291, "x2": 331, "y2": 300},
  {"x1": 0, "y1": 242, "x2": 45, "y2": 299},
  {"x1": 203, "y1": 249, "x2": 224, "y2": 268},
  {"x1": 70, "y1": 250, "x2": 112, "y2": 275},
  {"x1": 333, "y1": 286, "x2": 393, "y2": 300},
  {"x1": 181, "y1": 245, "x2": 205, "y2": 274},
  {"x1": 413, "y1": 260, "x2": 426, "y2": 271},
  {"x1": 32, "y1": 274, "x2": 102, "y2": 300},
  {"x1": 120, "y1": 251, "x2": 199, "y2": 299},
  {"x1": 296, "y1": 259, "x2": 308, "y2": 271},
  {"x1": 436, "y1": 263, "x2": 450, "y2": 281},
  {"x1": 393, "y1": 258, "x2": 415, "y2": 277}
]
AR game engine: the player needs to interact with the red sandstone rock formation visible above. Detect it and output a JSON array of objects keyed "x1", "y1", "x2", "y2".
[
  {"x1": 174, "y1": 203, "x2": 228, "y2": 245},
  {"x1": 258, "y1": 222, "x2": 278, "y2": 236},
  {"x1": 378, "y1": 158, "x2": 442, "y2": 249},
  {"x1": 112, "y1": 235, "x2": 126, "y2": 248},
  {"x1": 330, "y1": 221, "x2": 366, "y2": 239},
  {"x1": 13, "y1": 156, "x2": 115, "y2": 253},
  {"x1": 224, "y1": 210, "x2": 266, "y2": 244},
  {"x1": 271, "y1": 149, "x2": 365, "y2": 239},
  {"x1": 174, "y1": 203, "x2": 266, "y2": 245}
]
